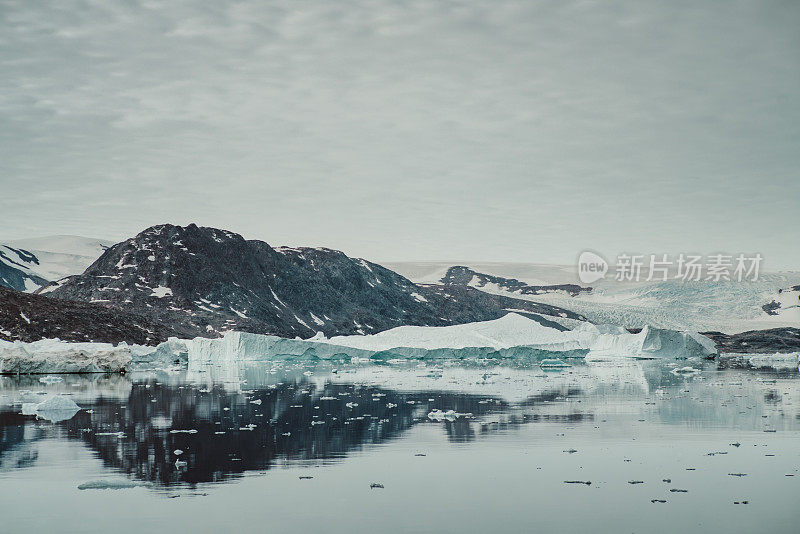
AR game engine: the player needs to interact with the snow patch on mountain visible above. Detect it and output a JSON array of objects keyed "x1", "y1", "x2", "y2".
[{"x1": 0, "y1": 235, "x2": 111, "y2": 291}]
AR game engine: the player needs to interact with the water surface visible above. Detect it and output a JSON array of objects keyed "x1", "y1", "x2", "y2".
[{"x1": 1, "y1": 357, "x2": 798, "y2": 533}]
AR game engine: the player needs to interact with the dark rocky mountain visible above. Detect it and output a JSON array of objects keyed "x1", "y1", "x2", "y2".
[
  {"x1": 40, "y1": 224, "x2": 587, "y2": 341},
  {"x1": 0, "y1": 245, "x2": 47, "y2": 292},
  {"x1": 441, "y1": 265, "x2": 590, "y2": 297},
  {"x1": 0, "y1": 286, "x2": 181, "y2": 344},
  {"x1": 702, "y1": 327, "x2": 800, "y2": 354}
]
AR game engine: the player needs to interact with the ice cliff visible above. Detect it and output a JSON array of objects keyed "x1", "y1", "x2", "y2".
[
  {"x1": 0, "y1": 313, "x2": 721, "y2": 374},
  {"x1": 178, "y1": 313, "x2": 717, "y2": 364},
  {"x1": 0, "y1": 339, "x2": 131, "y2": 374}
]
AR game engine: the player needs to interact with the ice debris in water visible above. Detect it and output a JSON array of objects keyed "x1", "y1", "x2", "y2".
[
  {"x1": 26, "y1": 395, "x2": 82, "y2": 422},
  {"x1": 78, "y1": 479, "x2": 142, "y2": 490},
  {"x1": 427, "y1": 409, "x2": 471, "y2": 421},
  {"x1": 671, "y1": 366, "x2": 700, "y2": 376},
  {"x1": 38, "y1": 375, "x2": 63, "y2": 384},
  {"x1": 540, "y1": 359, "x2": 570, "y2": 369},
  {"x1": 36, "y1": 395, "x2": 80, "y2": 412}
]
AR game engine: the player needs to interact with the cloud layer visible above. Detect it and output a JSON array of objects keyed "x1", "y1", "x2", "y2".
[{"x1": 1, "y1": 0, "x2": 798, "y2": 267}]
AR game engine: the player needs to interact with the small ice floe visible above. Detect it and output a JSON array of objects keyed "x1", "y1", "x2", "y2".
[
  {"x1": 36, "y1": 395, "x2": 79, "y2": 411},
  {"x1": 540, "y1": 359, "x2": 570, "y2": 369},
  {"x1": 96, "y1": 432, "x2": 125, "y2": 438},
  {"x1": 78, "y1": 479, "x2": 143, "y2": 490},
  {"x1": 38, "y1": 376, "x2": 63, "y2": 384},
  {"x1": 174, "y1": 449, "x2": 184, "y2": 455},
  {"x1": 169, "y1": 429, "x2": 198, "y2": 434},
  {"x1": 671, "y1": 366, "x2": 700, "y2": 376},
  {"x1": 370, "y1": 483, "x2": 384, "y2": 489},
  {"x1": 25, "y1": 395, "x2": 81, "y2": 422},
  {"x1": 250, "y1": 399, "x2": 262, "y2": 405},
  {"x1": 175, "y1": 459, "x2": 188, "y2": 469},
  {"x1": 427, "y1": 409, "x2": 471, "y2": 421},
  {"x1": 299, "y1": 476, "x2": 313, "y2": 480},
  {"x1": 563, "y1": 449, "x2": 578, "y2": 454}
]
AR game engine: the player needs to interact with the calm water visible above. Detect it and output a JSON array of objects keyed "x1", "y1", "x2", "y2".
[{"x1": 1, "y1": 357, "x2": 798, "y2": 533}]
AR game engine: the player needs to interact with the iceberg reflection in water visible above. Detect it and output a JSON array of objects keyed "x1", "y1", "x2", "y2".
[{"x1": 1, "y1": 355, "x2": 798, "y2": 534}]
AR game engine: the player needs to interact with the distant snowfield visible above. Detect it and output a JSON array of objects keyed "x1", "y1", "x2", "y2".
[
  {"x1": 1, "y1": 235, "x2": 112, "y2": 287},
  {"x1": 387, "y1": 261, "x2": 800, "y2": 334}
]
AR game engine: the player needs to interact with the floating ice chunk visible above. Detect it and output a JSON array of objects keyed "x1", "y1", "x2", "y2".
[
  {"x1": 671, "y1": 366, "x2": 700, "y2": 376},
  {"x1": 36, "y1": 395, "x2": 80, "y2": 411},
  {"x1": 78, "y1": 479, "x2": 143, "y2": 490},
  {"x1": 427, "y1": 409, "x2": 471, "y2": 421},
  {"x1": 540, "y1": 359, "x2": 570, "y2": 369},
  {"x1": 38, "y1": 375, "x2": 63, "y2": 384},
  {"x1": 34, "y1": 395, "x2": 81, "y2": 422}
]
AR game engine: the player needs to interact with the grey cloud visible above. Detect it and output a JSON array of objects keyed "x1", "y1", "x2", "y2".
[{"x1": 0, "y1": 0, "x2": 798, "y2": 267}]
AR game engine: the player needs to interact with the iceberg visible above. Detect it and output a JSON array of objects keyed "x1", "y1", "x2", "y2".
[
  {"x1": 26, "y1": 395, "x2": 81, "y2": 422},
  {"x1": 173, "y1": 313, "x2": 717, "y2": 365},
  {"x1": 585, "y1": 325, "x2": 718, "y2": 361},
  {"x1": 14, "y1": 313, "x2": 717, "y2": 374},
  {"x1": 185, "y1": 331, "x2": 375, "y2": 363},
  {"x1": 326, "y1": 313, "x2": 595, "y2": 352},
  {"x1": 0, "y1": 339, "x2": 131, "y2": 374}
]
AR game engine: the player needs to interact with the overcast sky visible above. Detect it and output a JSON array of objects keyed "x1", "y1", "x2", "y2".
[{"x1": 1, "y1": 0, "x2": 798, "y2": 267}]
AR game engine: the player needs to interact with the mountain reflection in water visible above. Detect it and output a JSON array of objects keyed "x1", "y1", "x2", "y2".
[{"x1": 1, "y1": 359, "x2": 797, "y2": 490}]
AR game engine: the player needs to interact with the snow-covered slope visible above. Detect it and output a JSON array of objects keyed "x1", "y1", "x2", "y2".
[
  {"x1": 0, "y1": 245, "x2": 48, "y2": 291},
  {"x1": 0, "y1": 235, "x2": 110, "y2": 291},
  {"x1": 389, "y1": 262, "x2": 800, "y2": 334},
  {"x1": 519, "y1": 276, "x2": 800, "y2": 334}
]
